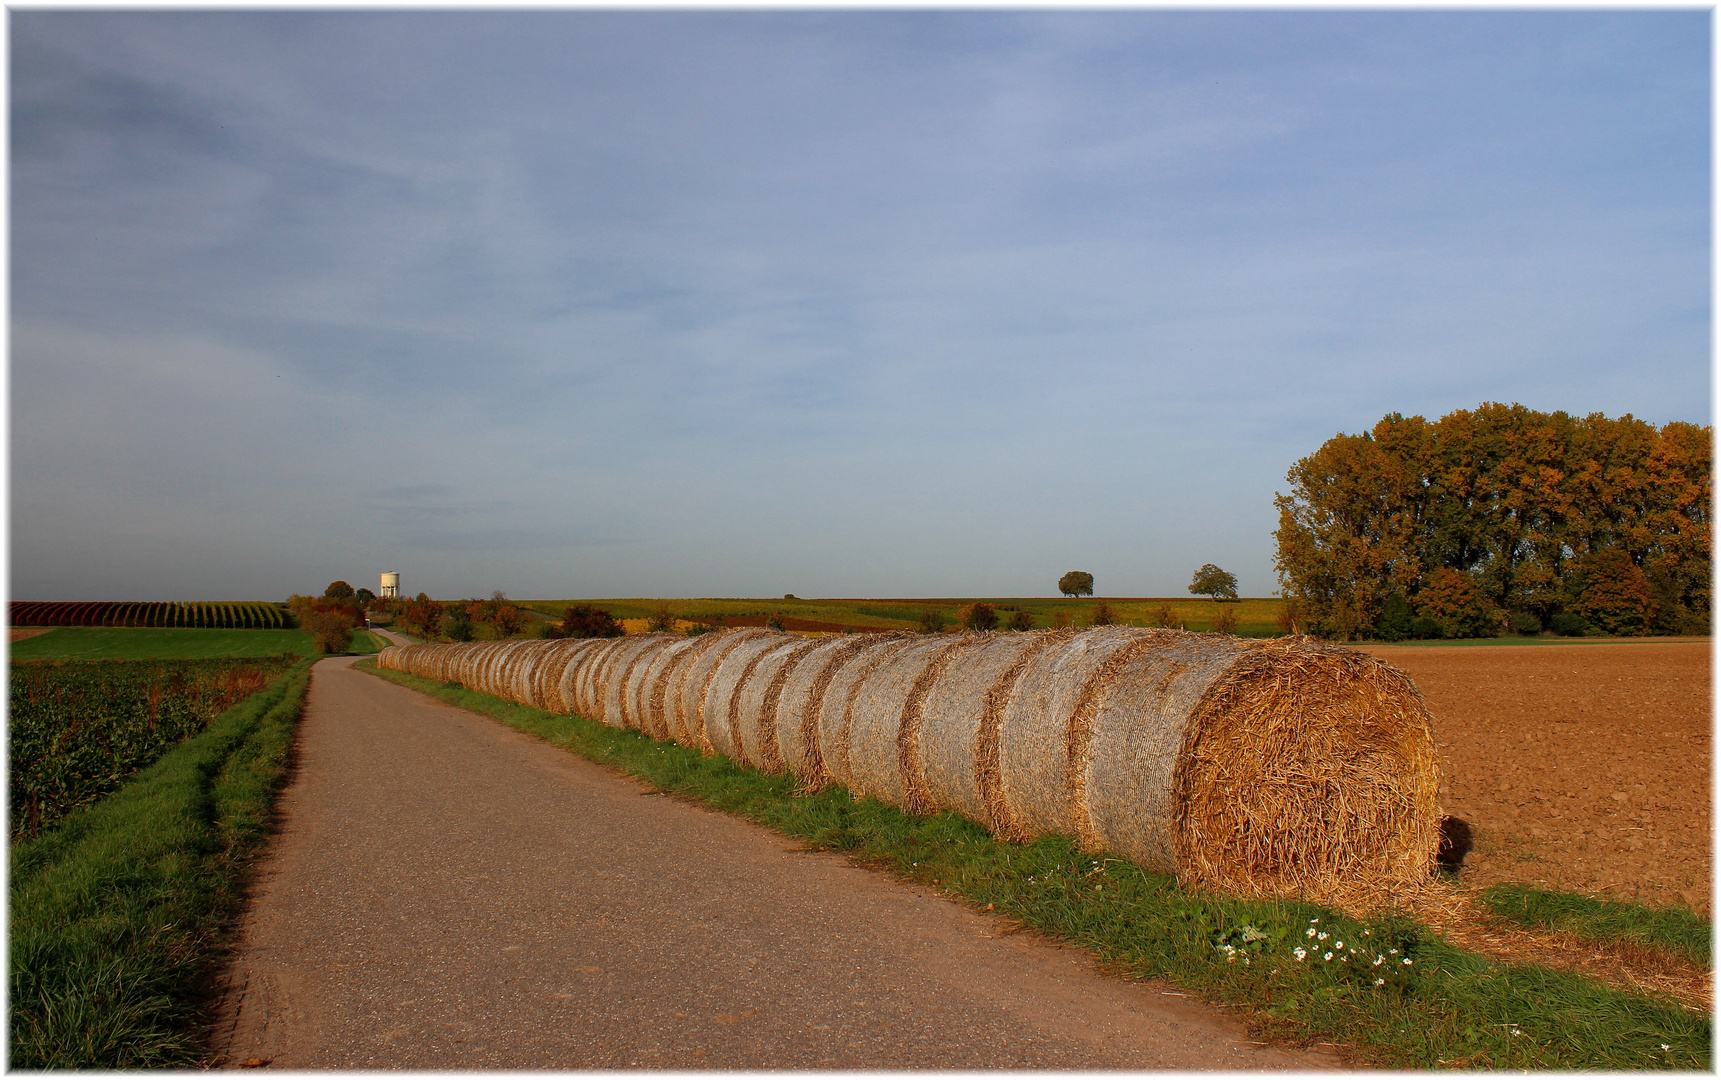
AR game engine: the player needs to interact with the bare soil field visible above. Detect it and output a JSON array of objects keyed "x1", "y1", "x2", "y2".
[
  {"x1": 1358, "y1": 641, "x2": 1710, "y2": 914},
  {"x1": 9, "y1": 627, "x2": 54, "y2": 643}
]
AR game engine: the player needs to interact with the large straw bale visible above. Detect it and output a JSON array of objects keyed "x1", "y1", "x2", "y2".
[
  {"x1": 597, "y1": 636, "x2": 667, "y2": 729},
  {"x1": 995, "y1": 627, "x2": 1147, "y2": 839},
  {"x1": 556, "y1": 638, "x2": 615, "y2": 718},
  {"x1": 678, "y1": 629, "x2": 775, "y2": 751},
  {"x1": 816, "y1": 633, "x2": 918, "y2": 790},
  {"x1": 730, "y1": 637, "x2": 829, "y2": 773},
  {"x1": 616, "y1": 635, "x2": 679, "y2": 733},
  {"x1": 660, "y1": 630, "x2": 742, "y2": 745},
  {"x1": 916, "y1": 633, "x2": 1049, "y2": 826},
  {"x1": 770, "y1": 635, "x2": 877, "y2": 785},
  {"x1": 636, "y1": 635, "x2": 708, "y2": 740},
  {"x1": 841, "y1": 635, "x2": 979, "y2": 811},
  {"x1": 703, "y1": 633, "x2": 795, "y2": 766}
]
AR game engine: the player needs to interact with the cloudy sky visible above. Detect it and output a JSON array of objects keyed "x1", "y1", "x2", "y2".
[{"x1": 10, "y1": 10, "x2": 1710, "y2": 602}]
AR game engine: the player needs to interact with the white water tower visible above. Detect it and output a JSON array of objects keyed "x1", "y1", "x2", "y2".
[{"x1": 380, "y1": 571, "x2": 401, "y2": 598}]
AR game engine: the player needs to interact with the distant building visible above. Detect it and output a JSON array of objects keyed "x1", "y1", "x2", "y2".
[{"x1": 380, "y1": 571, "x2": 401, "y2": 598}]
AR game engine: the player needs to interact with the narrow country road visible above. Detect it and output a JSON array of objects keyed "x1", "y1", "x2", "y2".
[{"x1": 213, "y1": 656, "x2": 1338, "y2": 1069}]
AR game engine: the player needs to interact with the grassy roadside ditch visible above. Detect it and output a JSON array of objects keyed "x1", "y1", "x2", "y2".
[
  {"x1": 9, "y1": 657, "x2": 316, "y2": 1069},
  {"x1": 361, "y1": 660, "x2": 1709, "y2": 1070}
]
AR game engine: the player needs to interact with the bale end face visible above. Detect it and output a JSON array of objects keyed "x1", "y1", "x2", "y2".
[{"x1": 1172, "y1": 640, "x2": 1442, "y2": 903}]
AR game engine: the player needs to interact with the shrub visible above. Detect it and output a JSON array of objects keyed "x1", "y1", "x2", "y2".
[
  {"x1": 562, "y1": 604, "x2": 624, "y2": 639},
  {"x1": 783, "y1": 593, "x2": 797, "y2": 600},
  {"x1": 401, "y1": 594, "x2": 443, "y2": 638},
  {"x1": 1507, "y1": 610, "x2": 1542, "y2": 636},
  {"x1": 1050, "y1": 611, "x2": 1072, "y2": 630},
  {"x1": 1007, "y1": 610, "x2": 1035, "y2": 631},
  {"x1": 323, "y1": 581, "x2": 354, "y2": 600},
  {"x1": 1549, "y1": 612, "x2": 1588, "y2": 637},
  {"x1": 1409, "y1": 617, "x2": 1445, "y2": 640},
  {"x1": 917, "y1": 609, "x2": 949, "y2": 634},
  {"x1": 1089, "y1": 602, "x2": 1118, "y2": 627},
  {"x1": 766, "y1": 612, "x2": 786, "y2": 631},
  {"x1": 299, "y1": 608, "x2": 355, "y2": 654},
  {"x1": 1374, "y1": 593, "x2": 1413, "y2": 642},
  {"x1": 1212, "y1": 606, "x2": 1240, "y2": 635},
  {"x1": 444, "y1": 608, "x2": 474, "y2": 642},
  {"x1": 956, "y1": 603, "x2": 999, "y2": 632},
  {"x1": 1275, "y1": 597, "x2": 1306, "y2": 636},
  {"x1": 1150, "y1": 603, "x2": 1178, "y2": 629},
  {"x1": 648, "y1": 605, "x2": 676, "y2": 633},
  {"x1": 684, "y1": 620, "x2": 722, "y2": 637}
]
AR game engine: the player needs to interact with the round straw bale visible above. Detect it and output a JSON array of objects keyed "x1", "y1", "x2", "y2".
[
  {"x1": 816, "y1": 633, "x2": 919, "y2": 796},
  {"x1": 730, "y1": 637, "x2": 829, "y2": 773},
  {"x1": 682, "y1": 628, "x2": 776, "y2": 752},
  {"x1": 595, "y1": 635, "x2": 667, "y2": 728},
  {"x1": 836, "y1": 635, "x2": 985, "y2": 813},
  {"x1": 770, "y1": 635, "x2": 877, "y2": 787},
  {"x1": 616, "y1": 635, "x2": 679, "y2": 733},
  {"x1": 1169, "y1": 638, "x2": 1441, "y2": 897},
  {"x1": 555, "y1": 638, "x2": 614, "y2": 718},
  {"x1": 704, "y1": 632, "x2": 794, "y2": 765},
  {"x1": 635, "y1": 636, "x2": 708, "y2": 740},
  {"x1": 915, "y1": 632, "x2": 1048, "y2": 826},
  {"x1": 661, "y1": 630, "x2": 741, "y2": 745},
  {"x1": 995, "y1": 627, "x2": 1147, "y2": 839}
]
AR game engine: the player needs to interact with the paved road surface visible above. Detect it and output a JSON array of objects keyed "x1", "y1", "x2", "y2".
[{"x1": 214, "y1": 656, "x2": 1337, "y2": 1069}]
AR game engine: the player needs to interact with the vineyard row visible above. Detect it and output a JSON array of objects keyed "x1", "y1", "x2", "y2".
[{"x1": 10, "y1": 601, "x2": 288, "y2": 630}]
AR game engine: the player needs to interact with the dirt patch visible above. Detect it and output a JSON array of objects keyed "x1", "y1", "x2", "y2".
[
  {"x1": 1357, "y1": 641, "x2": 1710, "y2": 914},
  {"x1": 9, "y1": 628, "x2": 54, "y2": 643}
]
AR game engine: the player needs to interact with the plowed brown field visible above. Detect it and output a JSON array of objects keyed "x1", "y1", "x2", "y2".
[{"x1": 1358, "y1": 640, "x2": 1711, "y2": 914}]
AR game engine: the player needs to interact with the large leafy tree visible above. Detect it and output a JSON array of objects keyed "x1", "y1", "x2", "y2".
[
  {"x1": 1275, "y1": 404, "x2": 1710, "y2": 639},
  {"x1": 1188, "y1": 564, "x2": 1239, "y2": 602},
  {"x1": 1058, "y1": 571, "x2": 1094, "y2": 598}
]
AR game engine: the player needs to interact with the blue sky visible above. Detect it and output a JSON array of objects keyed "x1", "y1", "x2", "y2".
[{"x1": 9, "y1": 10, "x2": 1710, "y2": 602}]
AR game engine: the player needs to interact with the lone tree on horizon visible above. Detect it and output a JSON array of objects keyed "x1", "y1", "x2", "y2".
[
  {"x1": 1189, "y1": 564, "x2": 1239, "y2": 602},
  {"x1": 1058, "y1": 571, "x2": 1094, "y2": 598}
]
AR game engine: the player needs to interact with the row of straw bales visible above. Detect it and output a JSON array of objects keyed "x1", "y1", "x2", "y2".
[{"x1": 377, "y1": 627, "x2": 1442, "y2": 900}]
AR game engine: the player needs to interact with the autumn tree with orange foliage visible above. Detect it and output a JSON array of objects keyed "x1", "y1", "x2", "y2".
[{"x1": 1274, "y1": 404, "x2": 1710, "y2": 639}]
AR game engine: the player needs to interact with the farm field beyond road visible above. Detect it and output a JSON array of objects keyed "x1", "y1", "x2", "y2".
[
  {"x1": 1358, "y1": 641, "x2": 1710, "y2": 913},
  {"x1": 9, "y1": 627, "x2": 317, "y2": 660}
]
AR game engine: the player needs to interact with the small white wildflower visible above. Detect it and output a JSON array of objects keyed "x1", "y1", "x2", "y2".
[
  {"x1": 1335, "y1": 940, "x2": 1345, "y2": 949},
  {"x1": 1293, "y1": 947, "x2": 1307, "y2": 961},
  {"x1": 1402, "y1": 958, "x2": 1413, "y2": 966},
  {"x1": 1661, "y1": 1044, "x2": 1672, "y2": 1052},
  {"x1": 1389, "y1": 948, "x2": 1399, "y2": 955},
  {"x1": 1361, "y1": 929, "x2": 1371, "y2": 937},
  {"x1": 1317, "y1": 932, "x2": 1329, "y2": 941},
  {"x1": 1306, "y1": 928, "x2": 1317, "y2": 938},
  {"x1": 1373, "y1": 978, "x2": 1385, "y2": 986},
  {"x1": 1310, "y1": 918, "x2": 1319, "y2": 923},
  {"x1": 1324, "y1": 952, "x2": 1333, "y2": 961},
  {"x1": 1243, "y1": 956, "x2": 1251, "y2": 965},
  {"x1": 1372, "y1": 956, "x2": 1384, "y2": 967}
]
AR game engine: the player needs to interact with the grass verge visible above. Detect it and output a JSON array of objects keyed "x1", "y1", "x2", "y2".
[
  {"x1": 1479, "y1": 884, "x2": 1712, "y2": 969},
  {"x1": 9, "y1": 657, "x2": 316, "y2": 1068},
  {"x1": 361, "y1": 660, "x2": 1709, "y2": 1070}
]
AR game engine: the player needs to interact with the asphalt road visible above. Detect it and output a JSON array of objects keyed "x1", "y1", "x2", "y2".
[{"x1": 213, "y1": 655, "x2": 1338, "y2": 1069}]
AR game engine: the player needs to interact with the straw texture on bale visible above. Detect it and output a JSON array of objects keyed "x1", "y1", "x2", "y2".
[{"x1": 377, "y1": 627, "x2": 1441, "y2": 900}]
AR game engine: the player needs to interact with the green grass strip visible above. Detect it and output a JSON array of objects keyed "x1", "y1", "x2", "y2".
[
  {"x1": 1480, "y1": 883, "x2": 1712, "y2": 969},
  {"x1": 9, "y1": 658, "x2": 315, "y2": 1069},
  {"x1": 10, "y1": 627, "x2": 316, "y2": 661},
  {"x1": 360, "y1": 661, "x2": 1710, "y2": 1070}
]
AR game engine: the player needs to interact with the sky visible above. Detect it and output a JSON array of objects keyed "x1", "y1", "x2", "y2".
[{"x1": 9, "y1": 10, "x2": 1711, "y2": 603}]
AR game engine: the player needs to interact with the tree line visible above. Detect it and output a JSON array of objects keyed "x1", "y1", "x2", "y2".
[{"x1": 1274, "y1": 403, "x2": 1710, "y2": 640}]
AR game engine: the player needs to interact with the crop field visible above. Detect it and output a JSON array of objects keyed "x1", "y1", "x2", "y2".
[
  {"x1": 10, "y1": 627, "x2": 318, "y2": 661},
  {"x1": 516, "y1": 596, "x2": 1290, "y2": 635},
  {"x1": 11, "y1": 600, "x2": 287, "y2": 629},
  {"x1": 9, "y1": 656, "x2": 301, "y2": 837}
]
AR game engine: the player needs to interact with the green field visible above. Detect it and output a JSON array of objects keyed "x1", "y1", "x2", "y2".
[
  {"x1": 515, "y1": 596, "x2": 1290, "y2": 636},
  {"x1": 11, "y1": 628, "x2": 317, "y2": 660}
]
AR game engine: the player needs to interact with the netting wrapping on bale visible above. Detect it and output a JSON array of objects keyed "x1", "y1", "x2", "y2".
[{"x1": 377, "y1": 627, "x2": 1442, "y2": 900}]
